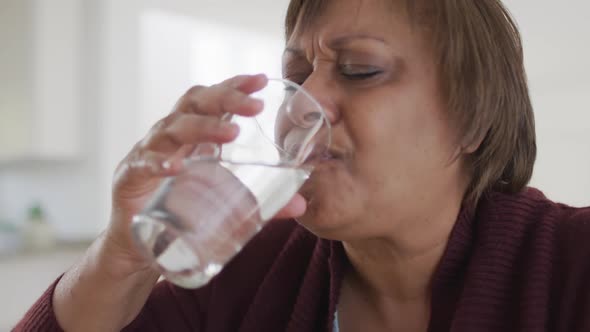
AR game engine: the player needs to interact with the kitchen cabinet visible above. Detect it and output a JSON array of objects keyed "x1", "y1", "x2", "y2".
[{"x1": 0, "y1": 0, "x2": 82, "y2": 162}]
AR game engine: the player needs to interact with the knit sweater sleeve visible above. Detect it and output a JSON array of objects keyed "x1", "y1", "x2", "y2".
[
  {"x1": 12, "y1": 275, "x2": 208, "y2": 332},
  {"x1": 552, "y1": 206, "x2": 590, "y2": 332}
]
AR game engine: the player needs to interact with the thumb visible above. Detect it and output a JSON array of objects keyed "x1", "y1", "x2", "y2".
[{"x1": 272, "y1": 193, "x2": 307, "y2": 220}]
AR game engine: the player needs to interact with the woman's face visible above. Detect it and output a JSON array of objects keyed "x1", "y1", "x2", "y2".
[{"x1": 285, "y1": 0, "x2": 468, "y2": 240}]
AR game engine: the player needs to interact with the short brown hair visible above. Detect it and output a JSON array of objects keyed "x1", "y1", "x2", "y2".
[{"x1": 285, "y1": 0, "x2": 536, "y2": 205}]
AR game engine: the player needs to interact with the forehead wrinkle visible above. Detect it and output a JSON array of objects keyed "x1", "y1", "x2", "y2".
[
  {"x1": 285, "y1": 0, "x2": 411, "y2": 65},
  {"x1": 290, "y1": 0, "x2": 398, "y2": 41}
]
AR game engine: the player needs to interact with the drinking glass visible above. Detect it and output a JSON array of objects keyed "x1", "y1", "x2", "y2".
[{"x1": 131, "y1": 78, "x2": 331, "y2": 288}]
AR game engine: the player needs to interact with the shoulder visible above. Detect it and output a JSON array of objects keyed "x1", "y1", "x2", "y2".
[
  {"x1": 482, "y1": 187, "x2": 590, "y2": 250},
  {"x1": 474, "y1": 188, "x2": 590, "y2": 330},
  {"x1": 476, "y1": 188, "x2": 590, "y2": 292},
  {"x1": 549, "y1": 201, "x2": 590, "y2": 330},
  {"x1": 480, "y1": 187, "x2": 582, "y2": 232},
  {"x1": 554, "y1": 204, "x2": 590, "y2": 244},
  {"x1": 474, "y1": 187, "x2": 568, "y2": 248},
  {"x1": 552, "y1": 201, "x2": 590, "y2": 283},
  {"x1": 499, "y1": 188, "x2": 590, "y2": 330},
  {"x1": 503, "y1": 188, "x2": 590, "y2": 257}
]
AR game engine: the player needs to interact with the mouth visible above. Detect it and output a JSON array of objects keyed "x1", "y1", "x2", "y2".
[
  {"x1": 303, "y1": 147, "x2": 346, "y2": 166},
  {"x1": 283, "y1": 141, "x2": 348, "y2": 167}
]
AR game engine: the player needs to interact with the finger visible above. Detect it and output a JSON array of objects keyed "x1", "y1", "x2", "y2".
[
  {"x1": 178, "y1": 74, "x2": 267, "y2": 117},
  {"x1": 142, "y1": 113, "x2": 239, "y2": 153},
  {"x1": 272, "y1": 193, "x2": 307, "y2": 220},
  {"x1": 181, "y1": 86, "x2": 263, "y2": 117},
  {"x1": 224, "y1": 73, "x2": 268, "y2": 94},
  {"x1": 174, "y1": 144, "x2": 198, "y2": 160},
  {"x1": 164, "y1": 144, "x2": 201, "y2": 170}
]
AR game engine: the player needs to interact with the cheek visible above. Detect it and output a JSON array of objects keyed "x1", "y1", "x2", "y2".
[
  {"x1": 358, "y1": 82, "x2": 452, "y2": 160},
  {"x1": 346, "y1": 86, "x2": 455, "y2": 195}
]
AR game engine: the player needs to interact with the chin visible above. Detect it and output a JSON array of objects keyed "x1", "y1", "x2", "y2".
[
  {"x1": 295, "y1": 165, "x2": 360, "y2": 238},
  {"x1": 294, "y1": 194, "x2": 353, "y2": 240}
]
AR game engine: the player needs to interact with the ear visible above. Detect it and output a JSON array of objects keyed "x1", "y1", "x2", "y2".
[
  {"x1": 447, "y1": 127, "x2": 489, "y2": 166},
  {"x1": 448, "y1": 130, "x2": 487, "y2": 163},
  {"x1": 462, "y1": 129, "x2": 488, "y2": 154}
]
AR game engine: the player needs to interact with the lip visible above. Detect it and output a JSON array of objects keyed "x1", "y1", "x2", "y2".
[{"x1": 303, "y1": 148, "x2": 346, "y2": 166}]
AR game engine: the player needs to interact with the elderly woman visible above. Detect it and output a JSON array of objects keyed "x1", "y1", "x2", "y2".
[{"x1": 15, "y1": 0, "x2": 590, "y2": 331}]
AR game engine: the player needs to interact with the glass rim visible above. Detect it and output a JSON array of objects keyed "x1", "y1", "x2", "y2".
[
  {"x1": 257, "y1": 77, "x2": 331, "y2": 164},
  {"x1": 190, "y1": 77, "x2": 331, "y2": 168}
]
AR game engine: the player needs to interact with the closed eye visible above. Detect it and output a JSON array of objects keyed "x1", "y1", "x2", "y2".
[{"x1": 340, "y1": 64, "x2": 383, "y2": 81}]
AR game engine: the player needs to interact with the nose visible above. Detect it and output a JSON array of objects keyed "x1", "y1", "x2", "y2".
[
  {"x1": 285, "y1": 90, "x2": 324, "y2": 129},
  {"x1": 299, "y1": 73, "x2": 340, "y2": 125}
]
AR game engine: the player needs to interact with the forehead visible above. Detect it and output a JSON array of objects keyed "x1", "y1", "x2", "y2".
[{"x1": 287, "y1": 0, "x2": 410, "y2": 45}]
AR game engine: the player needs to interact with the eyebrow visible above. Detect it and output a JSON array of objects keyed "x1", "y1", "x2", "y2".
[
  {"x1": 284, "y1": 34, "x2": 387, "y2": 56},
  {"x1": 283, "y1": 47, "x2": 304, "y2": 57},
  {"x1": 330, "y1": 34, "x2": 386, "y2": 48}
]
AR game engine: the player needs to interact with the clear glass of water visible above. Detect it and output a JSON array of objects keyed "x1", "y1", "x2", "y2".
[{"x1": 131, "y1": 78, "x2": 331, "y2": 289}]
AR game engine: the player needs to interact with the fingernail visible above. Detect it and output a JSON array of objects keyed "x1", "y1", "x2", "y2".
[
  {"x1": 225, "y1": 123, "x2": 240, "y2": 135},
  {"x1": 219, "y1": 120, "x2": 234, "y2": 129},
  {"x1": 231, "y1": 75, "x2": 252, "y2": 88},
  {"x1": 246, "y1": 98, "x2": 264, "y2": 110}
]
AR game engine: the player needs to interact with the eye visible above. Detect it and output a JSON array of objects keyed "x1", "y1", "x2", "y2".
[{"x1": 339, "y1": 64, "x2": 383, "y2": 80}]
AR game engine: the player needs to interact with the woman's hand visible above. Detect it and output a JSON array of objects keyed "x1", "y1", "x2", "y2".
[
  {"x1": 105, "y1": 73, "x2": 307, "y2": 278},
  {"x1": 52, "y1": 74, "x2": 307, "y2": 332}
]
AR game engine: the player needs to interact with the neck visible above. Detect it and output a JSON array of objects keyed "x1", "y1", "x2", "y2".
[{"x1": 342, "y1": 196, "x2": 463, "y2": 303}]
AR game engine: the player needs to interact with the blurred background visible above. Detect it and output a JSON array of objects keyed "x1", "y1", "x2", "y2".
[{"x1": 0, "y1": 0, "x2": 588, "y2": 329}]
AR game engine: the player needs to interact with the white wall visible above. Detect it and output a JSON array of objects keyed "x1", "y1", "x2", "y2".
[
  {"x1": 530, "y1": 85, "x2": 590, "y2": 207},
  {"x1": 504, "y1": 0, "x2": 590, "y2": 207}
]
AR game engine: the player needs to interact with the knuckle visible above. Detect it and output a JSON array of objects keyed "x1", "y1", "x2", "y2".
[
  {"x1": 185, "y1": 85, "x2": 206, "y2": 96},
  {"x1": 221, "y1": 91, "x2": 245, "y2": 111},
  {"x1": 151, "y1": 117, "x2": 169, "y2": 132},
  {"x1": 160, "y1": 129, "x2": 182, "y2": 146},
  {"x1": 225, "y1": 75, "x2": 247, "y2": 87},
  {"x1": 129, "y1": 140, "x2": 144, "y2": 153},
  {"x1": 181, "y1": 86, "x2": 215, "y2": 114},
  {"x1": 141, "y1": 128, "x2": 166, "y2": 150},
  {"x1": 149, "y1": 111, "x2": 180, "y2": 134}
]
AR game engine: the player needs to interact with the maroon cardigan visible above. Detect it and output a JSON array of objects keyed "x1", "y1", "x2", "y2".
[{"x1": 14, "y1": 188, "x2": 590, "y2": 331}]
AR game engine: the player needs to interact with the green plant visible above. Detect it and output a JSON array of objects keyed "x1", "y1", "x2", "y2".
[{"x1": 28, "y1": 203, "x2": 45, "y2": 222}]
